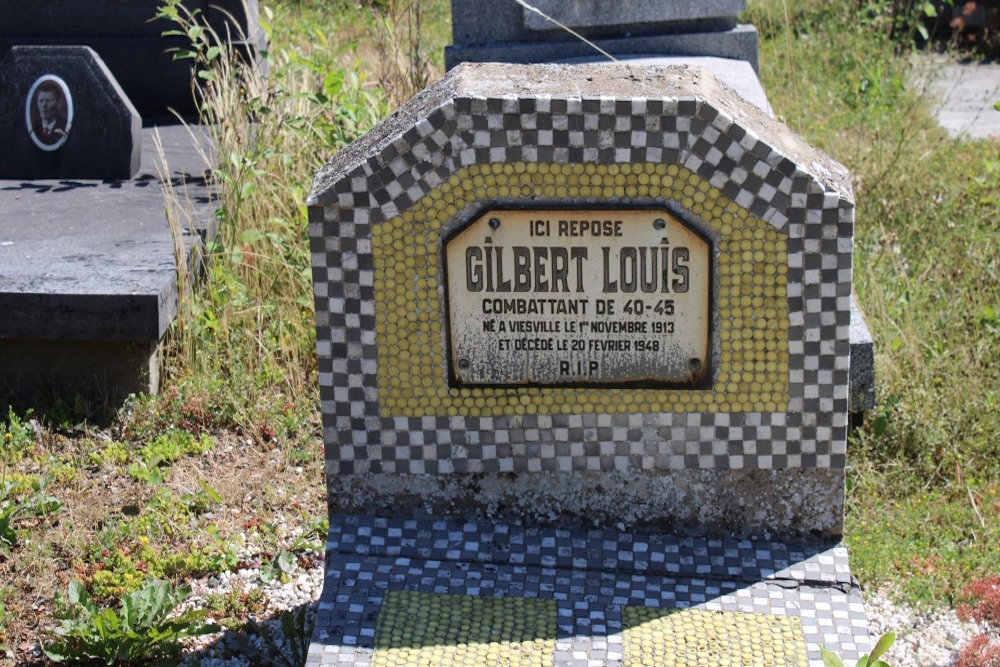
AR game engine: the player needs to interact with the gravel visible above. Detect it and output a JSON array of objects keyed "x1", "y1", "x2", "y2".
[{"x1": 866, "y1": 590, "x2": 995, "y2": 666}]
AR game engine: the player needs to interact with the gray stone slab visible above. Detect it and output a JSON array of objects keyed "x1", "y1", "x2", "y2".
[
  {"x1": 850, "y1": 297, "x2": 875, "y2": 413},
  {"x1": 0, "y1": 0, "x2": 265, "y2": 120},
  {"x1": 446, "y1": 24, "x2": 759, "y2": 72},
  {"x1": 911, "y1": 55, "x2": 1000, "y2": 140},
  {"x1": 0, "y1": 46, "x2": 141, "y2": 180},
  {"x1": 0, "y1": 340, "x2": 159, "y2": 399},
  {"x1": 523, "y1": 0, "x2": 745, "y2": 32},
  {"x1": 0, "y1": 124, "x2": 214, "y2": 342}
]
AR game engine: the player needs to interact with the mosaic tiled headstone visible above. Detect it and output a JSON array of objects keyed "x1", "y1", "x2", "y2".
[{"x1": 307, "y1": 62, "x2": 854, "y2": 541}]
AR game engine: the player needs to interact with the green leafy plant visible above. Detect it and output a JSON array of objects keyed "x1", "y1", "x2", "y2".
[
  {"x1": 260, "y1": 551, "x2": 298, "y2": 584},
  {"x1": 203, "y1": 586, "x2": 268, "y2": 630},
  {"x1": 0, "y1": 476, "x2": 61, "y2": 558},
  {"x1": 239, "y1": 606, "x2": 315, "y2": 667},
  {"x1": 43, "y1": 579, "x2": 219, "y2": 665},
  {"x1": 822, "y1": 632, "x2": 895, "y2": 667},
  {"x1": 180, "y1": 481, "x2": 222, "y2": 515},
  {"x1": 127, "y1": 430, "x2": 214, "y2": 484},
  {"x1": 0, "y1": 406, "x2": 35, "y2": 463},
  {"x1": 0, "y1": 587, "x2": 11, "y2": 659}
]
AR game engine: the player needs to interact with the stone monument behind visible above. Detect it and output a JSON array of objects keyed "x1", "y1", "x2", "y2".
[
  {"x1": 0, "y1": 46, "x2": 141, "y2": 180},
  {"x1": 0, "y1": 0, "x2": 265, "y2": 119},
  {"x1": 447, "y1": 0, "x2": 758, "y2": 71}
]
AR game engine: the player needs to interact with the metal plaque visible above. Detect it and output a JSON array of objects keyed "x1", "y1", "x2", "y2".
[{"x1": 445, "y1": 209, "x2": 710, "y2": 386}]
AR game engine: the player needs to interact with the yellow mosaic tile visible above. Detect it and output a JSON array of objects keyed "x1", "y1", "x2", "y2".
[
  {"x1": 622, "y1": 607, "x2": 809, "y2": 667},
  {"x1": 372, "y1": 591, "x2": 557, "y2": 667},
  {"x1": 371, "y1": 162, "x2": 789, "y2": 417}
]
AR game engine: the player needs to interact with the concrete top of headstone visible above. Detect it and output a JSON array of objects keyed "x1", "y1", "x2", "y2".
[
  {"x1": 559, "y1": 56, "x2": 772, "y2": 116},
  {"x1": 522, "y1": 0, "x2": 746, "y2": 32},
  {"x1": 0, "y1": 46, "x2": 141, "y2": 180},
  {"x1": 0, "y1": 125, "x2": 215, "y2": 341},
  {"x1": 309, "y1": 62, "x2": 851, "y2": 206}
]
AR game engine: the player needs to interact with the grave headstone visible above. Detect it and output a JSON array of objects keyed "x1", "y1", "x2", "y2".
[
  {"x1": 0, "y1": 46, "x2": 141, "y2": 180},
  {"x1": 0, "y1": 0, "x2": 265, "y2": 119},
  {"x1": 447, "y1": 0, "x2": 758, "y2": 71},
  {"x1": 306, "y1": 61, "x2": 873, "y2": 666},
  {"x1": 308, "y1": 61, "x2": 854, "y2": 542}
]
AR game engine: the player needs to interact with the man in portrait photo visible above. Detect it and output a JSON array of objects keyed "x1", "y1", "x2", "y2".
[{"x1": 29, "y1": 79, "x2": 69, "y2": 147}]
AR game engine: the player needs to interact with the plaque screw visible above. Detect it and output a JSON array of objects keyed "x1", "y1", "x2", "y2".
[
  {"x1": 488, "y1": 217, "x2": 501, "y2": 229},
  {"x1": 458, "y1": 358, "x2": 471, "y2": 369},
  {"x1": 689, "y1": 358, "x2": 702, "y2": 372},
  {"x1": 653, "y1": 218, "x2": 666, "y2": 230}
]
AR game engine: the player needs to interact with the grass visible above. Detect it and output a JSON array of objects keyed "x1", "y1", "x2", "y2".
[
  {"x1": 747, "y1": 0, "x2": 1000, "y2": 607},
  {"x1": 0, "y1": 0, "x2": 998, "y2": 662}
]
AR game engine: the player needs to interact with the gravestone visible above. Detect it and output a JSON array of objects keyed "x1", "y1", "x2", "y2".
[
  {"x1": 447, "y1": 0, "x2": 758, "y2": 71},
  {"x1": 307, "y1": 62, "x2": 871, "y2": 665},
  {"x1": 0, "y1": 0, "x2": 265, "y2": 120},
  {"x1": 0, "y1": 46, "x2": 141, "y2": 180},
  {"x1": 309, "y1": 61, "x2": 853, "y2": 540}
]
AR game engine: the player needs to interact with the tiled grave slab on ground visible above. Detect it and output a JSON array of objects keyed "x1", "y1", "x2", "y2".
[{"x1": 306, "y1": 516, "x2": 871, "y2": 667}]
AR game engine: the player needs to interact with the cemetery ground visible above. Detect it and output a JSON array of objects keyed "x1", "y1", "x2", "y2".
[{"x1": 0, "y1": 0, "x2": 998, "y2": 664}]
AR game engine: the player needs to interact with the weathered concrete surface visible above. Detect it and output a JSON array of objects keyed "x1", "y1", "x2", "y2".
[
  {"x1": 561, "y1": 55, "x2": 772, "y2": 115},
  {"x1": 327, "y1": 469, "x2": 846, "y2": 542}
]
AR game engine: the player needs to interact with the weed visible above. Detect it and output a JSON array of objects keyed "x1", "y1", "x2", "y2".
[
  {"x1": 958, "y1": 635, "x2": 1000, "y2": 667},
  {"x1": 86, "y1": 440, "x2": 131, "y2": 469},
  {"x1": 238, "y1": 606, "x2": 315, "y2": 667},
  {"x1": 366, "y1": 0, "x2": 433, "y2": 106},
  {"x1": 259, "y1": 551, "x2": 297, "y2": 585},
  {"x1": 289, "y1": 514, "x2": 327, "y2": 553},
  {"x1": 203, "y1": 586, "x2": 268, "y2": 630},
  {"x1": 43, "y1": 579, "x2": 219, "y2": 665},
  {"x1": 180, "y1": 482, "x2": 223, "y2": 515},
  {"x1": 0, "y1": 587, "x2": 10, "y2": 657},
  {"x1": 140, "y1": 430, "x2": 214, "y2": 467},
  {"x1": 822, "y1": 631, "x2": 894, "y2": 666},
  {"x1": 957, "y1": 576, "x2": 1000, "y2": 625},
  {"x1": 0, "y1": 476, "x2": 61, "y2": 559},
  {"x1": 0, "y1": 406, "x2": 34, "y2": 464}
]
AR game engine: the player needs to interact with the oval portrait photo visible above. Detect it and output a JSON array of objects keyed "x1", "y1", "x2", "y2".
[{"x1": 25, "y1": 74, "x2": 74, "y2": 151}]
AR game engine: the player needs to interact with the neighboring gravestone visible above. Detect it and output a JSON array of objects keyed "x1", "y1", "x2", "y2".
[
  {"x1": 308, "y1": 62, "x2": 854, "y2": 541},
  {"x1": 0, "y1": 46, "x2": 141, "y2": 180},
  {"x1": 447, "y1": 0, "x2": 758, "y2": 71},
  {"x1": 0, "y1": 0, "x2": 265, "y2": 120}
]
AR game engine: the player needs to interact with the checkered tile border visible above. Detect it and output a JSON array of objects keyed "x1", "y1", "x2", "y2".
[
  {"x1": 306, "y1": 518, "x2": 870, "y2": 666},
  {"x1": 327, "y1": 515, "x2": 852, "y2": 586},
  {"x1": 309, "y1": 65, "x2": 854, "y2": 477}
]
